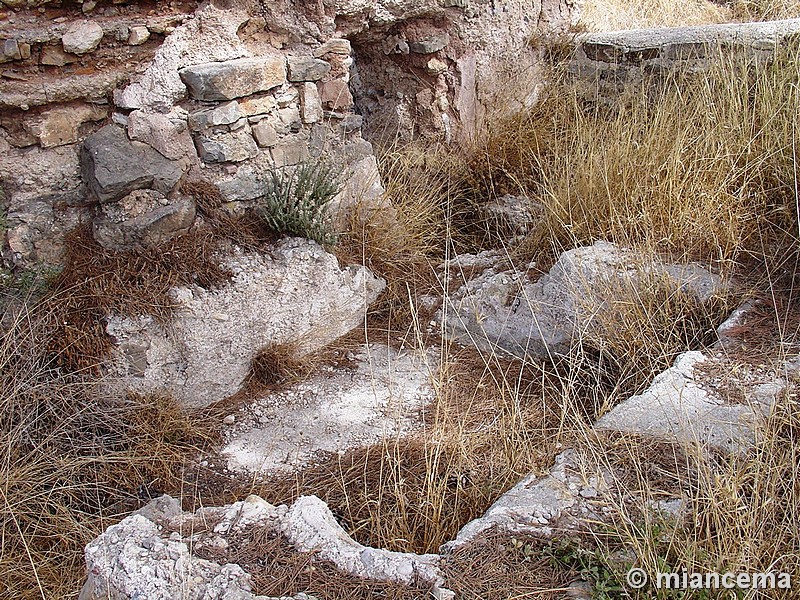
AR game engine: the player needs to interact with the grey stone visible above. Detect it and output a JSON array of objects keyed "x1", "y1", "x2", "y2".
[
  {"x1": 341, "y1": 113, "x2": 363, "y2": 132},
  {"x1": 128, "y1": 25, "x2": 150, "y2": 46},
  {"x1": 187, "y1": 101, "x2": 243, "y2": 131},
  {"x1": 114, "y1": 5, "x2": 250, "y2": 112},
  {"x1": 194, "y1": 128, "x2": 259, "y2": 163},
  {"x1": 408, "y1": 33, "x2": 449, "y2": 54},
  {"x1": 287, "y1": 56, "x2": 331, "y2": 82},
  {"x1": 270, "y1": 138, "x2": 307, "y2": 167},
  {"x1": 127, "y1": 109, "x2": 198, "y2": 162},
  {"x1": 92, "y1": 190, "x2": 196, "y2": 251},
  {"x1": 1, "y1": 39, "x2": 21, "y2": 63},
  {"x1": 61, "y1": 21, "x2": 104, "y2": 55},
  {"x1": 81, "y1": 125, "x2": 185, "y2": 203},
  {"x1": 179, "y1": 56, "x2": 286, "y2": 101},
  {"x1": 283, "y1": 496, "x2": 441, "y2": 585},
  {"x1": 251, "y1": 121, "x2": 278, "y2": 147},
  {"x1": 445, "y1": 449, "x2": 612, "y2": 549},
  {"x1": 104, "y1": 239, "x2": 386, "y2": 407},
  {"x1": 439, "y1": 241, "x2": 726, "y2": 360}
]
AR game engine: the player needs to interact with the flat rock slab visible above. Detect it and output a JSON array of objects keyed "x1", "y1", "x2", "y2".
[
  {"x1": 594, "y1": 351, "x2": 784, "y2": 453},
  {"x1": 105, "y1": 239, "x2": 386, "y2": 408},
  {"x1": 222, "y1": 343, "x2": 435, "y2": 474}
]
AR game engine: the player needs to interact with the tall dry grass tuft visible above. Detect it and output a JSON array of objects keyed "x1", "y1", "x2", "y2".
[
  {"x1": 580, "y1": 0, "x2": 732, "y2": 31},
  {"x1": 731, "y1": 0, "x2": 800, "y2": 20},
  {"x1": 475, "y1": 44, "x2": 800, "y2": 284},
  {"x1": 0, "y1": 290, "x2": 216, "y2": 598}
]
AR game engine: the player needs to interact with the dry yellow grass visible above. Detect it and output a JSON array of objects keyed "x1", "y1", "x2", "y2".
[{"x1": 580, "y1": 0, "x2": 800, "y2": 31}]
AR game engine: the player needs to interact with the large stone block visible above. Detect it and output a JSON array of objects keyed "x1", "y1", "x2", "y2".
[
  {"x1": 178, "y1": 56, "x2": 286, "y2": 101},
  {"x1": 287, "y1": 56, "x2": 331, "y2": 82},
  {"x1": 81, "y1": 125, "x2": 185, "y2": 203},
  {"x1": 105, "y1": 239, "x2": 387, "y2": 407}
]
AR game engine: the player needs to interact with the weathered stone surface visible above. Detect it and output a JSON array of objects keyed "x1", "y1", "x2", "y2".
[
  {"x1": 92, "y1": 190, "x2": 196, "y2": 251},
  {"x1": 300, "y1": 81, "x2": 323, "y2": 123},
  {"x1": 283, "y1": 496, "x2": 441, "y2": 585},
  {"x1": 127, "y1": 109, "x2": 198, "y2": 162},
  {"x1": 82, "y1": 493, "x2": 440, "y2": 598},
  {"x1": 23, "y1": 103, "x2": 107, "y2": 148},
  {"x1": 40, "y1": 45, "x2": 78, "y2": 66},
  {"x1": 408, "y1": 32, "x2": 449, "y2": 54},
  {"x1": 61, "y1": 21, "x2": 104, "y2": 55},
  {"x1": 439, "y1": 241, "x2": 726, "y2": 359},
  {"x1": 81, "y1": 125, "x2": 185, "y2": 203},
  {"x1": 445, "y1": 450, "x2": 613, "y2": 549},
  {"x1": 270, "y1": 138, "x2": 307, "y2": 167},
  {"x1": 187, "y1": 101, "x2": 242, "y2": 131},
  {"x1": 79, "y1": 497, "x2": 291, "y2": 600},
  {"x1": 594, "y1": 351, "x2": 781, "y2": 453},
  {"x1": 127, "y1": 25, "x2": 150, "y2": 46},
  {"x1": 251, "y1": 121, "x2": 278, "y2": 147},
  {"x1": 287, "y1": 56, "x2": 331, "y2": 82},
  {"x1": 105, "y1": 238, "x2": 386, "y2": 407},
  {"x1": 0, "y1": 39, "x2": 22, "y2": 63},
  {"x1": 115, "y1": 5, "x2": 250, "y2": 111},
  {"x1": 313, "y1": 38, "x2": 351, "y2": 57},
  {"x1": 319, "y1": 79, "x2": 353, "y2": 110},
  {"x1": 239, "y1": 94, "x2": 277, "y2": 117},
  {"x1": 194, "y1": 127, "x2": 259, "y2": 163},
  {"x1": 223, "y1": 343, "x2": 434, "y2": 474},
  {"x1": 179, "y1": 56, "x2": 286, "y2": 101}
]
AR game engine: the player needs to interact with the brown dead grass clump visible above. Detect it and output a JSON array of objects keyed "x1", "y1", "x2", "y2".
[
  {"x1": 197, "y1": 525, "x2": 432, "y2": 600},
  {"x1": 45, "y1": 224, "x2": 230, "y2": 371},
  {"x1": 0, "y1": 301, "x2": 217, "y2": 598}
]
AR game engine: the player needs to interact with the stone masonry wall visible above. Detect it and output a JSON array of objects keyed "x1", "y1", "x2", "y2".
[
  {"x1": 0, "y1": 0, "x2": 580, "y2": 268},
  {"x1": 569, "y1": 18, "x2": 800, "y2": 95}
]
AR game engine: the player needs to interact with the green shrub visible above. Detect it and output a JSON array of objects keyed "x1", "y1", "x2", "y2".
[{"x1": 255, "y1": 161, "x2": 342, "y2": 246}]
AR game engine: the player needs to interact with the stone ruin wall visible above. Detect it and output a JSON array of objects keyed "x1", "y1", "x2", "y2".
[
  {"x1": 569, "y1": 18, "x2": 800, "y2": 96},
  {"x1": 0, "y1": 0, "x2": 580, "y2": 269}
]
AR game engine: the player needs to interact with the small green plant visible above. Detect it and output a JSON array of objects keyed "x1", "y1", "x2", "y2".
[{"x1": 256, "y1": 161, "x2": 342, "y2": 246}]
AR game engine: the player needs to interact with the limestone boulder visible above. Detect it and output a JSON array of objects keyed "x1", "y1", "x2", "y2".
[
  {"x1": 594, "y1": 351, "x2": 784, "y2": 454},
  {"x1": 193, "y1": 128, "x2": 260, "y2": 163},
  {"x1": 81, "y1": 493, "x2": 442, "y2": 599},
  {"x1": 105, "y1": 238, "x2": 386, "y2": 407},
  {"x1": 439, "y1": 241, "x2": 727, "y2": 359},
  {"x1": 81, "y1": 125, "x2": 186, "y2": 203}
]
